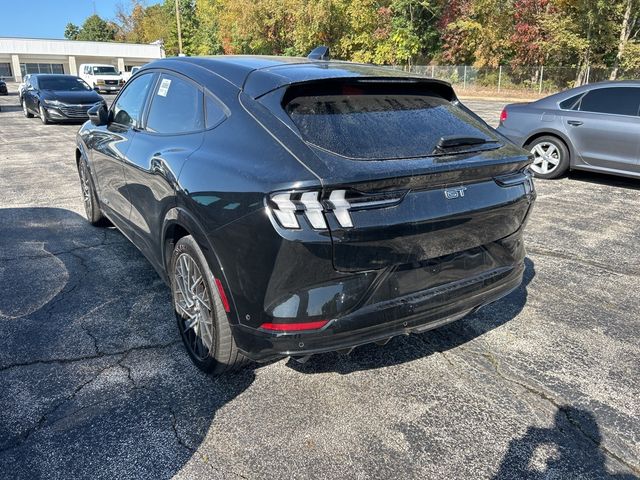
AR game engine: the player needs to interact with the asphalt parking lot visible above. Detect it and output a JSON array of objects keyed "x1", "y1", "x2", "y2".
[{"x1": 1, "y1": 88, "x2": 639, "y2": 479}]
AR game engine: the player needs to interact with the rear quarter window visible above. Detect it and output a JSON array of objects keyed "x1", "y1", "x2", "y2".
[{"x1": 284, "y1": 84, "x2": 499, "y2": 160}]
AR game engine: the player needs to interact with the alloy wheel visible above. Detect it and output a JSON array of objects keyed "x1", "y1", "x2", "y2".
[
  {"x1": 174, "y1": 253, "x2": 215, "y2": 360},
  {"x1": 39, "y1": 105, "x2": 48, "y2": 124},
  {"x1": 78, "y1": 161, "x2": 93, "y2": 216},
  {"x1": 530, "y1": 142, "x2": 561, "y2": 175}
]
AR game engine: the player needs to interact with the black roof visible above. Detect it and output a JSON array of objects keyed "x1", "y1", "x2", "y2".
[{"x1": 143, "y1": 55, "x2": 449, "y2": 98}]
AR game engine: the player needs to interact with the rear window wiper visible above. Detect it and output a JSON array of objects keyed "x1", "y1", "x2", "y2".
[{"x1": 433, "y1": 135, "x2": 499, "y2": 154}]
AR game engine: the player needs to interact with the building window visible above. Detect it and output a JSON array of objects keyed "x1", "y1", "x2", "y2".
[
  {"x1": 0, "y1": 63, "x2": 11, "y2": 78},
  {"x1": 20, "y1": 63, "x2": 65, "y2": 76}
]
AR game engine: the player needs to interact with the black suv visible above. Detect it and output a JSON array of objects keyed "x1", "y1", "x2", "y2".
[{"x1": 76, "y1": 53, "x2": 535, "y2": 373}]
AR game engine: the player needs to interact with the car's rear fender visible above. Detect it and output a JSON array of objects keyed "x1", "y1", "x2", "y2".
[
  {"x1": 521, "y1": 127, "x2": 576, "y2": 166},
  {"x1": 161, "y1": 206, "x2": 242, "y2": 326}
]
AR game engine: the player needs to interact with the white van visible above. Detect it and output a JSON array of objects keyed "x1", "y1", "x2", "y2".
[{"x1": 78, "y1": 64, "x2": 125, "y2": 93}]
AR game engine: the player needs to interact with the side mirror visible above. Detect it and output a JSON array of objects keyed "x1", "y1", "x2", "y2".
[{"x1": 88, "y1": 104, "x2": 109, "y2": 126}]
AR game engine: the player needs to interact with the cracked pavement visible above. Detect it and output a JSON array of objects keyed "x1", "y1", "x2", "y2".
[{"x1": 1, "y1": 89, "x2": 639, "y2": 479}]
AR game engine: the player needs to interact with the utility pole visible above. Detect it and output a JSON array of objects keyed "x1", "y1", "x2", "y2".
[{"x1": 175, "y1": 0, "x2": 183, "y2": 55}]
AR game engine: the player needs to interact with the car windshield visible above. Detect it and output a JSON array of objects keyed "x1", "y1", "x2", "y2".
[
  {"x1": 285, "y1": 85, "x2": 500, "y2": 160},
  {"x1": 39, "y1": 77, "x2": 91, "y2": 91},
  {"x1": 92, "y1": 66, "x2": 118, "y2": 75}
]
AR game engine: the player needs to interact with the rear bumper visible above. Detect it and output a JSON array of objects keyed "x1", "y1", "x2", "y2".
[{"x1": 233, "y1": 257, "x2": 525, "y2": 362}]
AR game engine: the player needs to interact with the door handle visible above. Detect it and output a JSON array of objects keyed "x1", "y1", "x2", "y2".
[{"x1": 567, "y1": 120, "x2": 583, "y2": 126}]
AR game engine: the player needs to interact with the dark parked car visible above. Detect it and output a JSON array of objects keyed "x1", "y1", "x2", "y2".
[
  {"x1": 0, "y1": 79, "x2": 7, "y2": 95},
  {"x1": 21, "y1": 74, "x2": 105, "y2": 124},
  {"x1": 497, "y1": 81, "x2": 640, "y2": 179},
  {"x1": 76, "y1": 53, "x2": 536, "y2": 373}
]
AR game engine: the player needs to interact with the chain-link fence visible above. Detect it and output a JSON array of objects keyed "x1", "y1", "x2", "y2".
[{"x1": 395, "y1": 65, "x2": 640, "y2": 97}]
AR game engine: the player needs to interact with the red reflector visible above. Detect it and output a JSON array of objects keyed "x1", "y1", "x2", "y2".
[
  {"x1": 500, "y1": 108, "x2": 508, "y2": 123},
  {"x1": 260, "y1": 320, "x2": 328, "y2": 332},
  {"x1": 214, "y1": 278, "x2": 230, "y2": 313}
]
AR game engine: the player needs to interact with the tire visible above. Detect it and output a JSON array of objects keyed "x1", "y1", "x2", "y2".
[
  {"x1": 526, "y1": 135, "x2": 570, "y2": 179},
  {"x1": 39, "y1": 104, "x2": 49, "y2": 125},
  {"x1": 22, "y1": 100, "x2": 33, "y2": 118},
  {"x1": 170, "y1": 235, "x2": 248, "y2": 374},
  {"x1": 77, "y1": 156, "x2": 107, "y2": 226}
]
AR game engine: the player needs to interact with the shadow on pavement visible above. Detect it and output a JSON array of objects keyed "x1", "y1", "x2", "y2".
[
  {"x1": 495, "y1": 405, "x2": 638, "y2": 479},
  {"x1": 0, "y1": 207, "x2": 258, "y2": 478},
  {"x1": 568, "y1": 170, "x2": 640, "y2": 191}
]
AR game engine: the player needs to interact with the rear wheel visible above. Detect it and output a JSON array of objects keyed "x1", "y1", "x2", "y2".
[
  {"x1": 22, "y1": 100, "x2": 33, "y2": 118},
  {"x1": 170, "y1": 235, "x2": 248, "y2": 374},
  {"x1": 77, "y1": 157, "x2": 107, "y2": 226},
  {"x1": 526, "y1": 136, "x2": 569, "y2": 179}
]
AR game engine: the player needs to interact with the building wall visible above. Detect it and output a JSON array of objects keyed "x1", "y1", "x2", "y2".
[{"x1": 0, "y1": 37, "x2": 164, "y2": 81}]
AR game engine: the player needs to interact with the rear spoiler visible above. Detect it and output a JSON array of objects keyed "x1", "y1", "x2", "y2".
[{"x1": 244, "y1": 64, "x2": 455, "y2": 100}]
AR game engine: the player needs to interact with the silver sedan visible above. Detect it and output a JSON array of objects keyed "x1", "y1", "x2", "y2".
[{"x1": 497, "y1": 81, "x2": 640, "y2": 179}]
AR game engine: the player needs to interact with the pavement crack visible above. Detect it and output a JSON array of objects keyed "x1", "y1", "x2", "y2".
[
  {"x1": 0, "y1": 340, "x2": 182, "y2": 373},
  {"x1": 170, "y1": 410, "x2": 196, "y2": 453},
  {"x1": 0, "y1": 355, "x2": 122, "y2": 454},
  {"x1": 526, "y1": 244, "x2": 639, "y2": 277}
]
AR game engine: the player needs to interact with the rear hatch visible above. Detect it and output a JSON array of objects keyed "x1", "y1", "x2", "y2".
[{"x1": 259, "y1": 78, "x2": 534, "y2": 272}]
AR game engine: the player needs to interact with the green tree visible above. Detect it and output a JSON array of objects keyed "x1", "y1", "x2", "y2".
[
  {"x1": 140, "y1": 3, "x2": 174, "y2": 47},
  {"x1": 75, "y1": 15, "x2": 118, "y2": 42},
  {"x1": 64, "y1": 22, "x2": 80, "y2": 40}
]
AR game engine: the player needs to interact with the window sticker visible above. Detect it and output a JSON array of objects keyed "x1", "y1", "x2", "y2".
[{"x1": 158, "y1": 78, "x2": 171, "y2": 97}]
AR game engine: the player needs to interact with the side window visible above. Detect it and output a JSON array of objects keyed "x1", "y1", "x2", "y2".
[
  {"x1": 205, "y1": 95, "x2": 227, "y2": 128},
  {"x1": 146, "y1": 74, "x2": 204, "y2": 134},
  {"x1": 559, "y1": 93, "x2": 583, "y2": 111},
  {"x1": 579, "y1": 87, "x2": 640, "y2": 116},
  {"x1": 112, "y1": 73, "x2": 155, "y2": 128}
]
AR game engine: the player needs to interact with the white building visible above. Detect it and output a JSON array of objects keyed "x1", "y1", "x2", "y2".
[{"x1": 0, "y1": 37, "x2": 165, "y2": 82}]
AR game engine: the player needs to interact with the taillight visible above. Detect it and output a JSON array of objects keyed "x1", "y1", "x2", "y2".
[
  {"x1": 260, "y1": 320, "x2": 329, "y2": 332},
  {"x1": 268, "y1": 189, "x2": 407, "y2": 231},
  {"x1": 500, "y1": 108, "x2": 508, "y2": 123}
]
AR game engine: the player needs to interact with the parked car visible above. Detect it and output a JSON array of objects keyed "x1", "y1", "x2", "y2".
[
  {"x1": 21, "y1": 74, "x2": 105, "y2": 124},
  {"x1": 76, "y1": 52, "x2": 536, "y2": 373},
  {"x1": 497, "y1": 81, "x2": 640, "y2": 179},
  {"x1": 18, "y1": 74, "x2": 31, "y2": 101},
  {"x1": 0, "y1": 78, "x2": 7, "y2": 95},
  {"x1": 78, "y1": 63, "x2": 125, "y2": 93}
]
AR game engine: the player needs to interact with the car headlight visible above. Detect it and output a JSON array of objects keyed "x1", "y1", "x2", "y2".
[{"x1": 43, "y1": 99, "x2": 64, "y2": 107}]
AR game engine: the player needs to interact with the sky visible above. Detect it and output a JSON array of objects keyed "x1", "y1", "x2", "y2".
[{"x1": 0, "y1": 0, "x2": 161, "y2": 39}]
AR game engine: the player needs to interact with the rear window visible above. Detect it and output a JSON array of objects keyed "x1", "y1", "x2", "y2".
[
  {"x1": 284, "y1": 84, "x2": 499, "y2": 160},
  {"x1": 39, "y1": 76, "x2": 91, "y2": 91}
]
